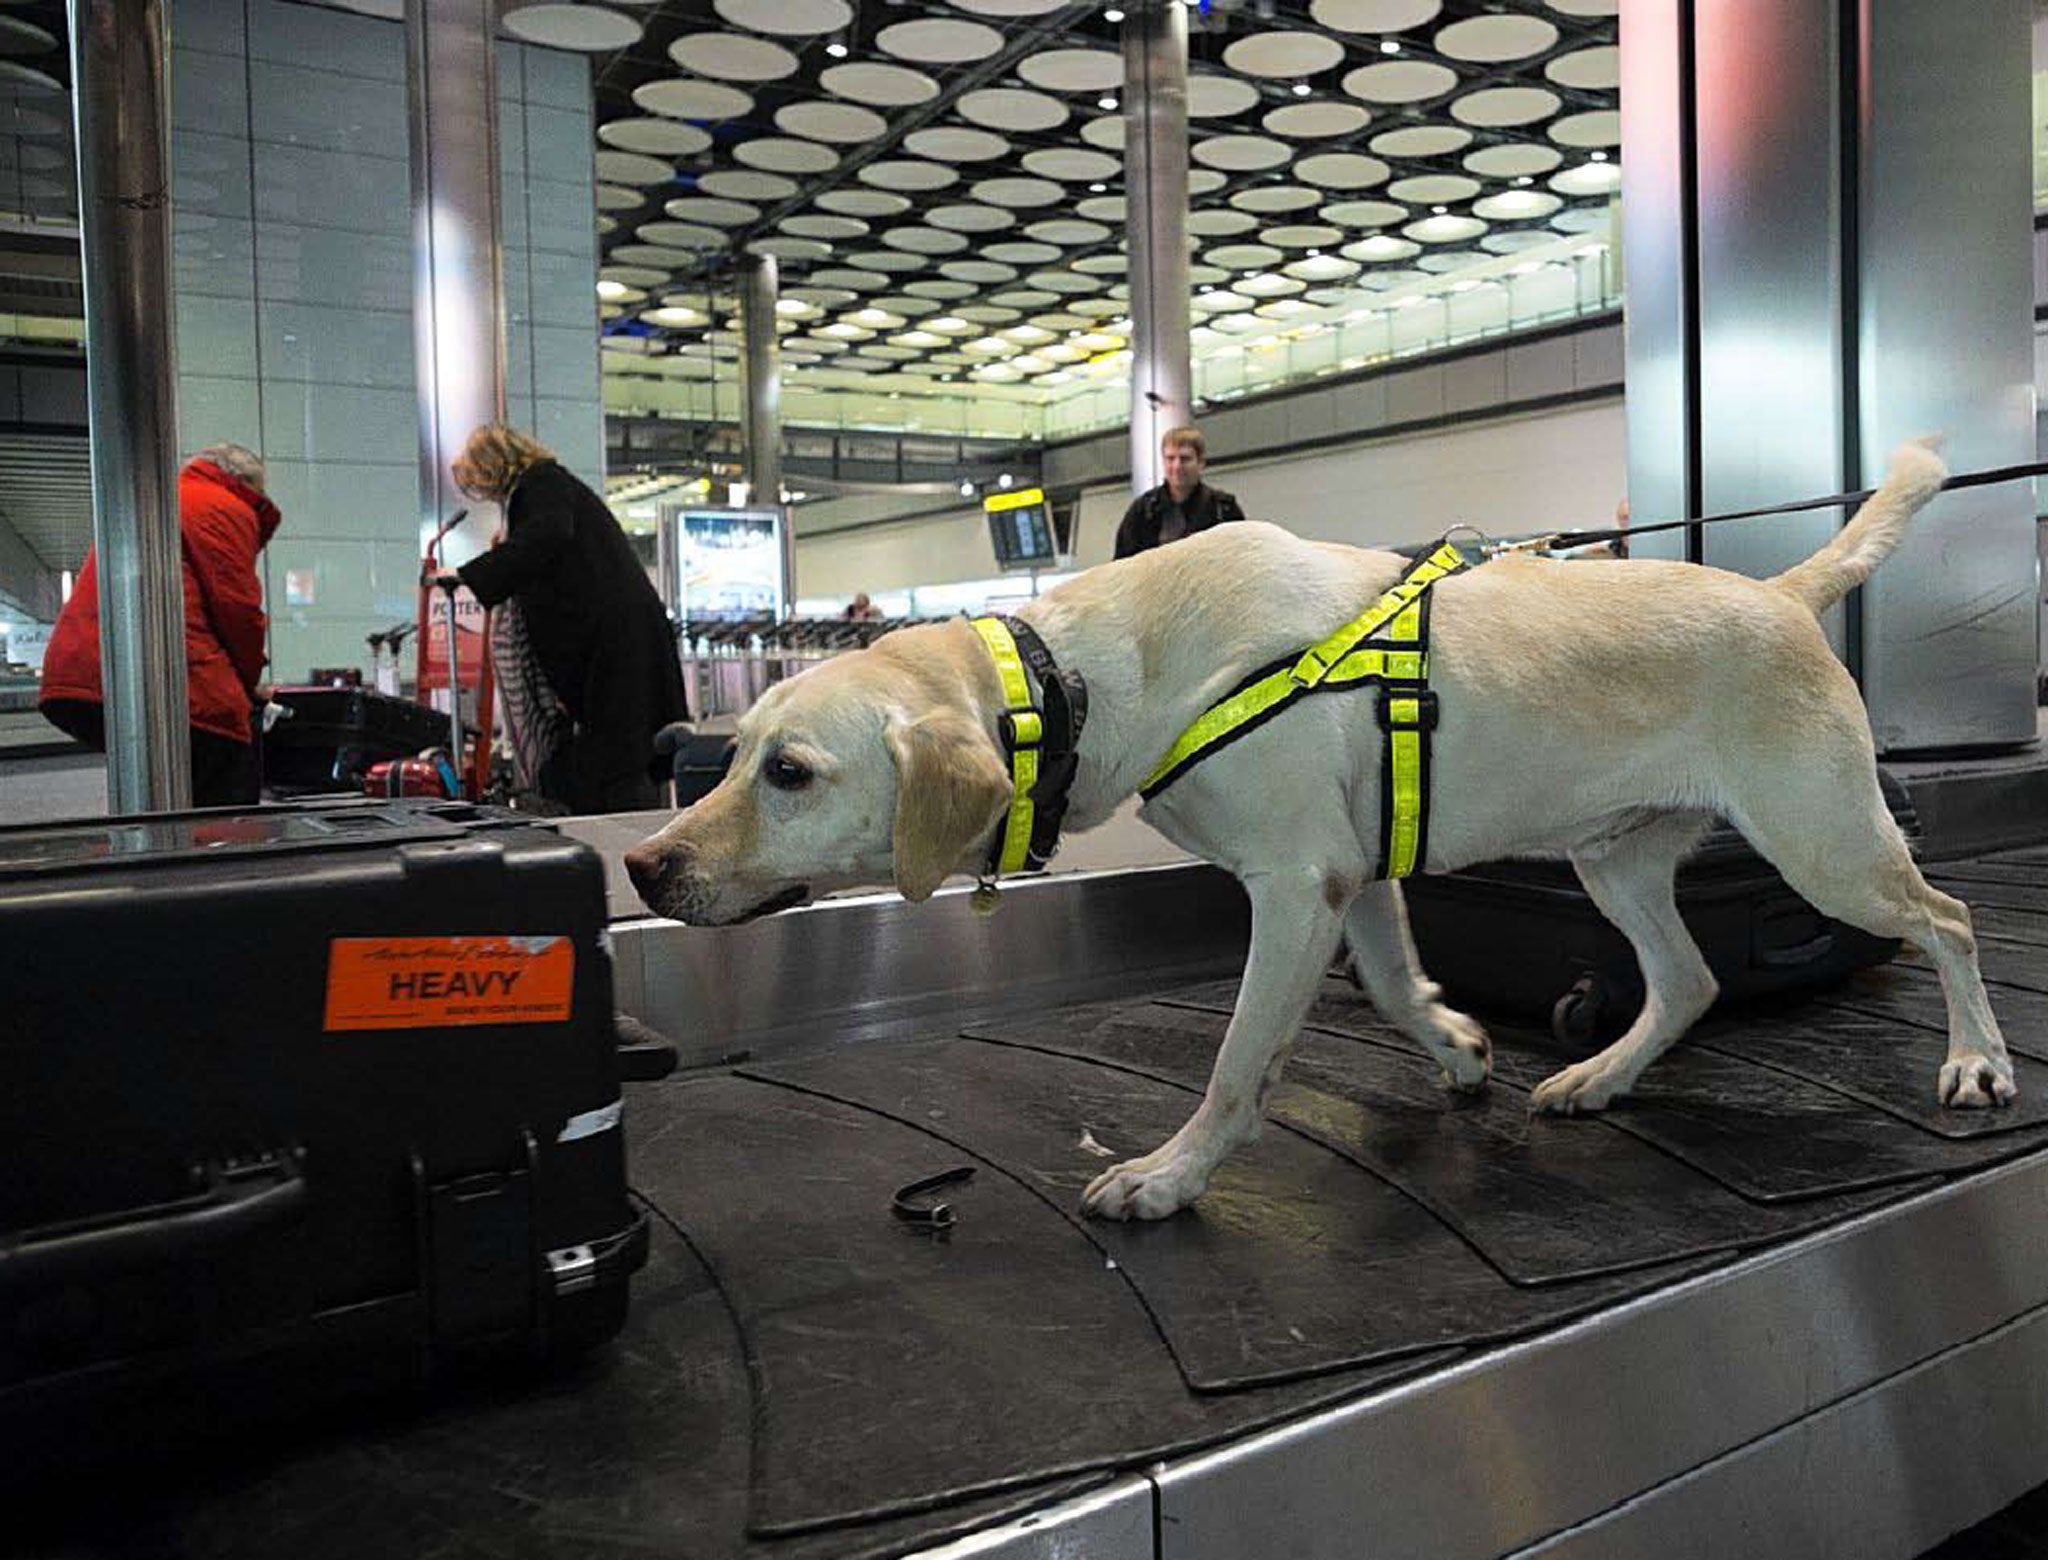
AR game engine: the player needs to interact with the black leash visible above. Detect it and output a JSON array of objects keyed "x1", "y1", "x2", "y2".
[{"x1": 1547, "y1": 457, "x2": 2048, "y2": 552}]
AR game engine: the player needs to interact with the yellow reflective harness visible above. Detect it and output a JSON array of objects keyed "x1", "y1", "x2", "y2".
[
  {"x1": 970, "y1": 614, "x2": 1089, "y2": 878},
  {"x1": 1138, "y1": 539, "x2": 1472, "y2": 880}
]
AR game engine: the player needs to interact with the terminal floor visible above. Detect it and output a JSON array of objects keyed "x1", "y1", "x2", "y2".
[{"x1": 19, "y1": 845, "x2": 2048, "y2": 1559}]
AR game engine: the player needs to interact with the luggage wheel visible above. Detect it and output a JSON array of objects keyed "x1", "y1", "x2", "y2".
[{"x1": 1551, "y1": 973, "x2": 1606, "y2": 1048}]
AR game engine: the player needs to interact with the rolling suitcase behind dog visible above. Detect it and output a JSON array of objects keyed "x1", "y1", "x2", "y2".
[
  {"x1": 1399, "y1": 770, "x2": 1918, "y2": 1042},
  {"x1": 0, "y1": 800, "x2": 647, "y2": 1477}
]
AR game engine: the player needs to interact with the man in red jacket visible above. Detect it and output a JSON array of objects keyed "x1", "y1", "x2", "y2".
[{"x1": 41, "y1": 444, "x2": 282, "y2": 806}]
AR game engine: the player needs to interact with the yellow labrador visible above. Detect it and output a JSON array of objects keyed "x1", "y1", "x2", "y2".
[{"x1": 625, "y1": 442, "x2": 2011, "y2": 1220}]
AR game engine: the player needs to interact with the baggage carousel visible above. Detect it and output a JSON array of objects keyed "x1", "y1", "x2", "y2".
[{"x1": 23, "y1": 844, "x2": 2048, "y2": 1560}]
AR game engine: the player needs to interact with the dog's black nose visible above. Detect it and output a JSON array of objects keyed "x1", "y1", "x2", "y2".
[{"x1": 623, "y1": 841, "x2": 668, "y2": 896}]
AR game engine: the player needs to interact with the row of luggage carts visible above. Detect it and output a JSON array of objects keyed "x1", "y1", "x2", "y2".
[{"x1": 676, "y1": 615, "x2": 925, "y2": 719}]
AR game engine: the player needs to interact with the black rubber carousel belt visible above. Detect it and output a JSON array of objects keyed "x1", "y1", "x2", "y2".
[
  {"x1": 1160, "y1": 977, "x2": 2041, "y2": 1204},
  {"x1": 742, "y1": 1038, "x2": 1719, "y2": 1397},
  {"x1": 11, "y1": 1199, "x2": 1112, "y2": 1560},
  {"x1": 626, "y1": 1071, "x2": 1456, "y2": 1540},
  {"x1": 965, "y1": 1000, "x2": 1923, "y2": 1284}
]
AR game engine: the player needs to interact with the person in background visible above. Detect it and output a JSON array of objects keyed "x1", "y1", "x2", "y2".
[
  {"x1": 843, "y1": 592, "x2": 882, "y2": 622},
  {"x1": 433, "y1": 424, "x2": 687, "y2": 815},
  {"x1": 1112, "y1": 425, "x2": 1248, "y2": 560},
  {"x1": 40, "y1": 443, "x2": 279, "y2": 807}
]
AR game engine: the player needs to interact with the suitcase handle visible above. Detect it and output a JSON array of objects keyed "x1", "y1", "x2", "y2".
[{"x1": 0, "y1": 1151, "x2": 308, "y2": 1297}]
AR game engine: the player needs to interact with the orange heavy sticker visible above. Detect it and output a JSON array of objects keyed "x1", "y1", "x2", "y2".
[{"x1": 323, "y1": 935, "x2": 575, "y2": 1031}]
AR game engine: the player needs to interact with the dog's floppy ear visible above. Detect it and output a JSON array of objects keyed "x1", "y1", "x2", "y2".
[{"x1": 885, "y1": 708, "x2": 1013, "y2": 903}]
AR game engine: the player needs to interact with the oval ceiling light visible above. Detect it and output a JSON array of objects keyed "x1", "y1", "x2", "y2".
[
  {"x1": 1550, "y1": 109, "x2": 1622, "y2": 147},
  {"x1": 594, "y1": 150, "x2": 673, "y2": 186},
  {"x1": 632, "y1": 78, "x2": 753, "y2": 122},
  {"x1": 905, "y1": 126, "x2": 1012, "y2": 162},
  {"x1": 1263, "y1": 101, "x2": 1371, "y2": 139},
  {"x1": 734, "y1": 137, "x2": 838, "y2": 175},
  {"x1": 782, "y1": 214, "x2": 872, "y2": 240},
  {"x1": 1387, "y1": 172, "x2": 1479, "y2": 204},
  {"x1": 1021, "y1": 147, "x2": 1120, "y2": 183},
  {"x1": 985, "y1": 241, "x2": 1063, "y2": 265},
  {"x1": 1231, "y1": 184, "x2": 1324, "y2": 214},
  {"x1": 959, "y1": 87, "x2": 1070, "y2": 133},
  {"x1": 1190, "y1": 208, "x2": 1261, "y2": 237},
  {"x1": 668, "y1": 32, "x2": 798, "y2": 80},
  {"x1": 928, "y1": 203, "x2": 1018, "y2": 233},
  {"x1": 776, "y1": 100, "x2": 889, "y2": 144},
  {"x1": 1473, "y1": 189, "x2": 1563, "y2": 221},
  {"x1": 501, "y1": 4, "x2": 640, "y2": 50},
  {"x1": 1078, "y1": 113, "x2": 1124, "y2": 150},
  {"x1": 1451, "y1": 86, "x2": 1562, "y2": 127},
  {"x1": 1547, "y1": 45, "x2": 1619, "y2": 90},
  {"x1": 877, "y1": 17, "x2": 1004, "y2": 63},
  {"x1": 1545, "y1": 0, "x2": 1617, "y2": 14},
  {"x1": 1462, "y1": 142, "x2": 1562, "y2": 178},
  {"x1": 713, "y1": 0, "x2": 851, "y2": 33},
  {"x1": 1310, "y1": 0, "x2": 1442, "y2": 28},
  {"x1": 1319, "y1": 197, "x2": 1408, "y2": 228},
  {"x1": 1222, "y1": 30, "x2": 1345, "y2": 79},
  {"x1": 971, "y1": 176, "x2": 1066, "y2": 207},
  {"x1": 1017, "y1": 48, "x2": 1124, "y2": 94},
  {"x1": 1551, "y1": 161, "x2": 1622, "y2": 196},
  {"x1": 663, "y1": 196, "x2": 761, "y2": 226},
  {"x1": 700, "y1": 169, "x2": 800, "y2": 200},
  {"x1": 1434, "y1": 14, "x2": 1558, "y2": 62},
  {"x1": 1370, "y1": 124, "x2": 1470, "y2": 158},
  {"x1": 821, "y1": 61, "x2": 941, "y2": 106},
  {"x1": 859, "y1": 159, "x2": 958, "y2": 191},
  {"x1": 815, "y1": 190, "x2": 909, "y2": 220},
  {"x1": 600, "y1": 118, "x2": 712, "y2": 157},
  {"x1": 1191, "y1": 134, "x2": 1292, "y2": 172},
  {"x1": 1342, "y1": 59, "x2": 1459, "y2": 103},
  {"x1": 1187, "y1": 73, "x2": 1261, "y2": 118},
  {"x1": 1260, "y1": 223, "x2": 1344, "y2": 250},
  {"x1": 1295, "y1": 151, "x2": 1393, "y2": 190},
  {"x1": 1403, "y1": 213, "x2": 1488, "y2": 243}
]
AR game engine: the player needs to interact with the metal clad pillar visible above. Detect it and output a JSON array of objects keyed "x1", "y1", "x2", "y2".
[
  {"x1": 1617, "y1": 0, "x2": 1693, "y2": 564},
  {"x1": 67, "y1": 0, "x2": 189, "y2": 812},
  {"x1": 1692, "y1": 0, "x2": 1845, "y2": 650},
  {"x1": 1122, "y1": 1, "x2": 1191, "y2": 499},
  {"x1": 739, "y1": 253, "x2": 782, "y2": 507},
  {"x1": 407, "y1": 0, "x2": 505, "y2": 548},
  {"x1": 1858, "y1": 0, "x2": 2036, "y2": 751},
  {"x1": 1621, "y1": 0, "x2": 2037, "y2": 751}
]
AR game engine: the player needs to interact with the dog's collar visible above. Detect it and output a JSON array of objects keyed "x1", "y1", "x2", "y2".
[{"x1": 969, "y1": 614, "x2": 1089, "y2": 881}]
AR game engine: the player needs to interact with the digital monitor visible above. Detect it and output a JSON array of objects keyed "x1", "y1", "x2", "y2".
[
  {"x1": 985, "y1": 487, "x2": 1058, "y2": 572},
  {"x1": 656, "y1": 505, "x2": 790, "y2": 621}
]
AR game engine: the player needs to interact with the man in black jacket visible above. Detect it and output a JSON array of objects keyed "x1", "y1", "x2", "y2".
[{"x1": 1112, "y1": 425, "x2": 1247, "y2": 560}]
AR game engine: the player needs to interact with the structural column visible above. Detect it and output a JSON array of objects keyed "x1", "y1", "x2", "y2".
[
  {"x1": 68, "y1": 0, "x2": 189, "y2": 812},
  {"x1": 406, "y1": 0, "x2": 505, "y2": 551},
  {"x1": 738, "y1": 253, "x2": 783, "y2": 508},
  {"x1": 1122, "y1": 0, "x2": 1192, "y2": 498},
  {"x1": 1622, "y1": 0, "x2": 2036, "y2": 752}
]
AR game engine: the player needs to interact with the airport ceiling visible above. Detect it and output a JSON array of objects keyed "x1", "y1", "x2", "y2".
[{"x1": 564, "y1": 0, "x2": 1620, "y2": 390}]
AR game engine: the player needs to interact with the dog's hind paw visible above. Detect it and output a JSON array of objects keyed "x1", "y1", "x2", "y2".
[
  {"x1": 1939, "y1": 1053, "x2": 2016, "y2": 1109},
  {"x1": 1082, "y1": 1153, "x2": 1209, "y2": 1221},
  {"x1": 1529, "y1": 1055, "x2": 1632, "y2": 1116}
]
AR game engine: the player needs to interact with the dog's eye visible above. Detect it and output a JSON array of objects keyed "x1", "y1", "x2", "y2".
[{"x1": 762, "y1": 752, "x2": 813, "y2": 791}]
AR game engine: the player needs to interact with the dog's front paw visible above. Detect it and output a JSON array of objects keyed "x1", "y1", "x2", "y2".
[
  {"x1": 1082, "y1": 1151, "x2": 1209, "y2": 1221},
  {"x1": 1429, "y1": 1005, "x2": 1492, "y2": 1092},
  {"x1": 1530, "y1": 1055, "x2": 1632, "y2": 1116},
  {"x1": 1939, "y1": 1053, "x2": 2016, "y2": 1109}
]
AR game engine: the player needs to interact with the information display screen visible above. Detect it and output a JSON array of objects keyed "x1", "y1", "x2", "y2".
[
  {"x1": 985, "y1": 487, "x2": 1058, "y2": 571},
  {"x1": 660, "y1": 506, "x2": 788, "y2": 620}
]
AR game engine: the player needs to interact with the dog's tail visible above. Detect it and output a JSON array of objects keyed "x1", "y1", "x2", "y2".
[{"x1": 1768, "y1": 439, "x2": 1947, "y2": 615}]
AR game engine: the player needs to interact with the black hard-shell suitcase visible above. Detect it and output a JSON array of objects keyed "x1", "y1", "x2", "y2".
[
  {"x1": 0, "y1": 800, "x2": 647, "y2": 1476},
  {"x1": 654, "y1": 722, "x2": 737, "y2": 808},
  {"x1": 1400, "y1": 770, "x2": 1918, "y2": 1043},
  {"x1": 264, "y1": 684, "x2": 452, "y2": 792}
]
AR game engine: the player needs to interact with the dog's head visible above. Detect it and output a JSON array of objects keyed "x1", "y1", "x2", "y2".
[{"x1": 624, "y1": 622, "x2": 1014, "y2": 925}]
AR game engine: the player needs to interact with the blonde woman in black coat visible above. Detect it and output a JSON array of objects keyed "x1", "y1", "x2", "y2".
[{"x1": 434, "y1": 424, "x2": 687, "y2": 814}]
